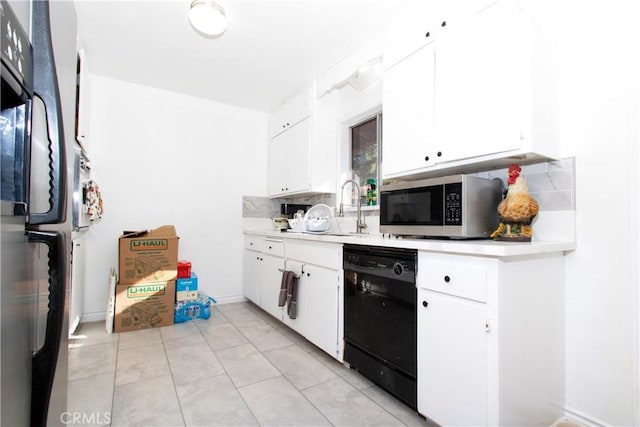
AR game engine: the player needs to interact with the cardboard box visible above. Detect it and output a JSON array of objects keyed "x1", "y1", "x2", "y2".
[
  {"x1": 114, "y1": 280, "x2": 175, "y2": 332},
  {"x1": 177, "y1": 261, "x2": 192, "y2": 278},
  {"x1": 118, "y1": 225, "x2": 179, "y2": 285},
  {"x1": 176, "y1": 272, "x2": 198, "y2": 301}
]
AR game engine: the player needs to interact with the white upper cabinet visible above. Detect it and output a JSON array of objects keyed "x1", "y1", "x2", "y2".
[
  {"x1": 268, "y1": 86, "x2": 313, "y2": 138},
  {"x1": 382, "y1": 0, "x2": 560, "y2": 180},
  {"x1": 383, "y1": 42, "x2": 437, "y2": 176},
  {"x1": 267, "y1": 83, "x2": 336, "y2": 197},
  {"x1": 76, "y1": 48, "x2": 91, "y2": 147},
  {"x1": 434, "y1": 1, "x2": 524, "y2": 162},
  {"x1": 268, "y1": 118, "x2": 312, "y2": 196},
  {"x1": 383, "y1": 0, "x2": 494, "y2": 70},
  {"x1": 383, "y1": 2, "x2": 443, "y2": 71}
]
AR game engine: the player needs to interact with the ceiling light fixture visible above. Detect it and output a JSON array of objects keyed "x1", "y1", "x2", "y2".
[{"x1": 189, "y1": 0, "x2": 227, "y2": 36}]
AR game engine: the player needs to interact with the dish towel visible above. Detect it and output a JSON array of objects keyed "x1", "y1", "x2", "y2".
[
  {"x1": 277, "y1": 271, "x2": 291, "y2": 307},
  {"x1": 287, "y1": 274, "x2": 298, "y2": 319},
  {"x1": 277, "y1": 270, "x2": 299, "y2": 319}
]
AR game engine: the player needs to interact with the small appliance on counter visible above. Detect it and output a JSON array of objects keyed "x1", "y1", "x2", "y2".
[
  {"x1": 274, "y1": 203, "x2": 311, "y2": 232},
  {"x1": 280, "y1": 203, "x2": 312, "y2": 219},
  {"x1": 379, "y1": 174, "x2": 503, "y2": 239}
]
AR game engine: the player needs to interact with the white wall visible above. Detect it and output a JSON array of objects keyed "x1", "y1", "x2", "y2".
[
  {"x1": 557, "y1": 1, "x2": 639, "y2": 424},
  {"x1": 315, "y1": 32, "x2": 385, "y2": 194},
  {"x1": 82, "y1": 75, "x2": 268, "y2": 319}
]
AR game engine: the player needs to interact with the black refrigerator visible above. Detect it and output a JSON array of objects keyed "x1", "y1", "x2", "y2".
[{"x1": 1, "y1": 0, "x2": 74, "y2": 425}]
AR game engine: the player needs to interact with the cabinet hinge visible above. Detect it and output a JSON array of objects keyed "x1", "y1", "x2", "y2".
[{"x1": 485, "y1": 321, "x2": 491, "y2": 333}]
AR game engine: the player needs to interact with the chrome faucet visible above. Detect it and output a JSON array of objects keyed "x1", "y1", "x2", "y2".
[{"x1": 338, "y1": 179, "x2": 367, "y2": 233}]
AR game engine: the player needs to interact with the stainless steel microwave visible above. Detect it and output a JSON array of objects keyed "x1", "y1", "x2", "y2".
[{"x1": 379, "y1": 174, "x2": 503, "y2": 238}]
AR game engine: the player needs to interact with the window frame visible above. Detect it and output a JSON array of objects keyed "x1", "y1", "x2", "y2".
[{"x1": 339, "y1": 108, "x2": 382, "y2": 208}]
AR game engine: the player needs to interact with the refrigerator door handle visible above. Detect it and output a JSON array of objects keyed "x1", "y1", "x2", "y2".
[
  {"x1": 29, "y1": 0, "x2": 66, "y2": 226},
  {"x1": 27, "y1": 230, "x2": 66, "y2": 427}
]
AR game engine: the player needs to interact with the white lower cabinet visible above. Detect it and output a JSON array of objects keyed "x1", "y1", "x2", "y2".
[
  {"x1": 242, "y1": 246, "x2": 262, "y2": 305},
  {"x1": 418, "y1": 289, "x2": 488, "y2": 425},
  {"x1": 283, "y1": 240, "x2": 341, "y2": 359},
  {"x1": 242, "y1": 236, "x2": 342, "y2": 359},
  {"x1": 417, "y1": 251, "x2": 565, "y2": 426},
  {"x1": 260, "y1": 253, "x2": 285, "y2": 319},
  {"x1": 242, "y1": 236, "x2": 285, "y2": 319},
  {"x1": 283, "y1": 261, "x2": 340, "y2": 357}
]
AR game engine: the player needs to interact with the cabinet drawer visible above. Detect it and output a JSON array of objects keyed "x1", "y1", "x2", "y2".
[
  {"x1": 420, "y1": 261, "x2": 487, "y2": 303},
  {"x1": 262, "y1": 238, "x2": 285, "y2": 257},
  {"x1": 244, "y1": 236, "x2": 284, "y2": 257},
  {"x1": 285, "y1": 240, "x2": 341, "y2": 270},
  {"x1": 244, "y1": 236, "x2": 263, "y2": 251}
]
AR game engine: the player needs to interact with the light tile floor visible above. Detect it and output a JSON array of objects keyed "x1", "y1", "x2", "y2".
[{"x1": 68, "y1": 301, "x2": 431, "y2": 427}]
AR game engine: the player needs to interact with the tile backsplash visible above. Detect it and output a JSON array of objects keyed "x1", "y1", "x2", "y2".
[
  {"x1": 243, "y1": 157, "x2": 576, "y2": 218},
  {"x1": 474, "y1": 157, "x2": 576, "y2": 211},
  {"x1": 243, "y1": 194, "x2": 335, "y2": 218}
]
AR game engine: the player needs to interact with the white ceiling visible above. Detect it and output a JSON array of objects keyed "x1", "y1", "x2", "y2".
[{"x1": 73, "y1": 0, "x2": 412, "y2": 112}]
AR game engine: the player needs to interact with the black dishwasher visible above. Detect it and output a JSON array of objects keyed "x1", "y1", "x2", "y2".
[{"x1": 343, "y1": 245, "x2": 417, "y2": 409}]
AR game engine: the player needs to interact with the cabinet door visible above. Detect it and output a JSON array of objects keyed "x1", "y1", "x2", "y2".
[
  {"x1": 260, "y1": 254, "x2": 284, "y2": 320},
  {"x1": 243, "y1": 249, "x2": 262, "y2": 305},
  {"x1": 76, "y1": 48, "x2": 91, "y2": 145},
  {"x1": 383, "y1": 2, "x2": 441, "y2": 70},
  {"x1": 434, "y1": 1, "x2": 524, "y2": 162},
  {"x1": 417, "y1": 289, "x2": 488, "y2": 426},
  {"x1": 283, "y1": 261, "x2": 339, "y2": 357},
  {"x1": 382, "y1": 43, "x2": 436, "y2": 178},
  {"x1": 282, "y1": 118, "x2": 311, "y2": 194},
  {"x1": 70, "y1": 235, "x2": 86, "y2": 333},
  {"x1": 269, "y1": 86, "x2": 312, "y2": 138},
  {"x1": 267, "y1": 134, "x2": 287, "y2": 196},
  {"x1": 267, "y1": 118, "x2": 311, "y2": 196}
]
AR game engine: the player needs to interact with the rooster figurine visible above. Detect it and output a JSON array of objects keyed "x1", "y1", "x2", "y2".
[{"x1": 490, "y1": 164, "x2": 539, "y2": 242}]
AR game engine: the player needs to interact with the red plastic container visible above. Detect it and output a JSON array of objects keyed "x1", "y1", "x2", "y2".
[{"x1": 177, "y1": 261, "x2": 192, "y2": 278}]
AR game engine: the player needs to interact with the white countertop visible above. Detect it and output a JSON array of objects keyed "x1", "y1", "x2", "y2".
[{"x1": 244, "y1": 229, "x2": 576, "y2": 258}]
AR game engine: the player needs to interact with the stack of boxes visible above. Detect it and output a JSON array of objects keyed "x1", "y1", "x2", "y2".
[
  {"x1": 113, "y1": 225, "x2": 215, "y2": 332},
  {"x1": 176, "y1": 261, "x2": 197, "y2": 301},
  {"x1": 114, "y1": 225, "x2": 179, "y2": 333},
  {"x1": 174, "y1": 261, "x2": 214, "y2": 323}
]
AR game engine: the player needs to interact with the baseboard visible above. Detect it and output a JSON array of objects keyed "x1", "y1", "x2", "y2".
[
  {"x1": 81, "y1": 312, "x2": 106, "y2": 323},
  {"x1": 79, "y1": 296, "x2": 247, "y2": 324},
  {"x1": 214, "y1": 295, "x2": 248, "y2": 305},
  {"x1": 556, "y1": 406, "x2": 609, "y2": 427}
]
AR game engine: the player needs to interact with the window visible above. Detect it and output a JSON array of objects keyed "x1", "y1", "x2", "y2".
[{"x1": 350, "y1": 113, "x2": 381, "y2": 191}]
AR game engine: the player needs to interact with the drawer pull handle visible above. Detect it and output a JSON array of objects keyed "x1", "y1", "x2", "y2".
[
  {"x1": 444, "y1": 275, "x2": 451, "y2": 283},
  {"x1": 422, "y1": 301, "x2": 429, "y2": 308}
]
